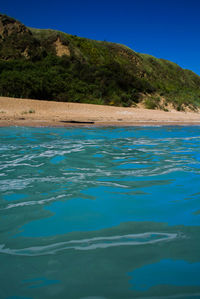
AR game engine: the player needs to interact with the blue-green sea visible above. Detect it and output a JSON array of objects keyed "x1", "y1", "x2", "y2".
[{"x1": 1, "y1": 126, "x2": 200, "y2": 299}]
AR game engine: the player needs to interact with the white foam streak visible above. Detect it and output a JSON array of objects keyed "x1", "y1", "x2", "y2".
[
  {"x1": 1, "y1": 194, "x2": 65, "y2": 210},
  {"x1": 0, "y1": 163, "x2": 44, "y2": 170},
  {"x1": 0, "y1": 232, "x2": 178, "y2": 256}
]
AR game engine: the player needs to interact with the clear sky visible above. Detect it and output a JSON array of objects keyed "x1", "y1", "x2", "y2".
[{"x1": 1, "y1": 0, "x2": 200, "y2": 75}]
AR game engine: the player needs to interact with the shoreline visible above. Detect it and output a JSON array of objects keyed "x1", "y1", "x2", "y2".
[
  {"x1": 1, "y1": 96, "x2": 200, "y2": 127},
  {"x1": 1, "y1": 120, "x2": 200, "y2": 128}
]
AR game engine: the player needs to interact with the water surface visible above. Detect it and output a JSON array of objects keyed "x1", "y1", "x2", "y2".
[{"x1": 0, "y1": 126, "x2": 200, "y2": 298}]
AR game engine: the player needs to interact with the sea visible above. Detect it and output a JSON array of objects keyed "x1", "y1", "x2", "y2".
[{"x1": 0, "y1": 126, "x2": 200, "y2": 299}]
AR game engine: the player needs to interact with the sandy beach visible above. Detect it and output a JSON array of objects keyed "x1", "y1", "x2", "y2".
[{"x1": 0, "y1": 96, "x2": 200, "y2": 127}]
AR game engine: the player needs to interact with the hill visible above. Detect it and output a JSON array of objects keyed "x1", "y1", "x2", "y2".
[{"x1": 0, "y1": 13, "x2": 200, "y2": 111}]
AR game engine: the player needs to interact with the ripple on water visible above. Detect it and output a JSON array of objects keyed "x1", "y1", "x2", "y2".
[
  {"x1": 0, "y1": 232, "x2": 178, "y2": 256},
  {"x1": 0, "y1": 126, "x2": 200, "y2": 298}
]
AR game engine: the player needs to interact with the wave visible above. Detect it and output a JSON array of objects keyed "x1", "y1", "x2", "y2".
[
  {"x1": 0, "y1": 232, "x2": 178, "y2": 256},
  {"x1": 1, "y1": 194, "x2": 65, "y2": 210}
]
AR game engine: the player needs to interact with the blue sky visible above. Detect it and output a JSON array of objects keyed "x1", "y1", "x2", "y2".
[{"x1": 1, "y1": 0, "x2": 200, "y2": 75}]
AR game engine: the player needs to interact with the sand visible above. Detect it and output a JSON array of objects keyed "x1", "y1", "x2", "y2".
[{"x1": 0, "y1": 96, "x2": 200, "y2": 127}]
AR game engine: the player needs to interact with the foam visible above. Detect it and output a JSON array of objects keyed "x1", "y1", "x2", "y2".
[{"x1": 0, "y1": 232, "x2": 178, "y2": 256}]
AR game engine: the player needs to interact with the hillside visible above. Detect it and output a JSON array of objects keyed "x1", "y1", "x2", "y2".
[{"x1": 0, "y1": 13, "x2": 200, "y2": 111}]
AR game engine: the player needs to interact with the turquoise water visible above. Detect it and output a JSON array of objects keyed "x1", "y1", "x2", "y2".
[{"x1": 0, "y1": 126, "x2": 200, "y2": 299}]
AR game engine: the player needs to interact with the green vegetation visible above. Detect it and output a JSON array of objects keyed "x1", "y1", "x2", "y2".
[
  {"x1": 21, "y1": 109, "x2": 35, "y2": 114},
  {"x1": 29, "y1": 109, "x2": 35, "y2": 113},
  {"x1": 0, "y1": 14, "x2": 200, "y2": 110}
]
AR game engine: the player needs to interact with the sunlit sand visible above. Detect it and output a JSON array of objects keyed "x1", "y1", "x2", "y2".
[{"x1": 1, "y1": 96, "x2": 200, "y2": 127}]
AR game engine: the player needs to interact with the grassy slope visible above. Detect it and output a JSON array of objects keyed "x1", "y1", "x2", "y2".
[
  {"x1": 0, "y1": 14, "x2": 200, "y2": 111},
  {"x1": 31, "y1": 28, "x2": 200, "y2": 110}
]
